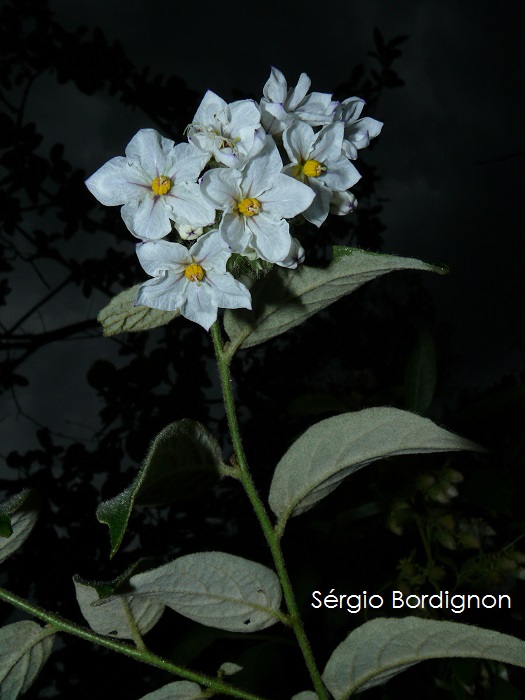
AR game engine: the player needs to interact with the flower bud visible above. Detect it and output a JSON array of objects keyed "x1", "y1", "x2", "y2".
[{"x1": 177, "y1": 223, "x2": 205, "y2": 241}]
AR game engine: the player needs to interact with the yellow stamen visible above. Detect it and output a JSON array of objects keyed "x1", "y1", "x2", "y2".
[
  {"x1": 184, "y1": 263, "x2": 205, "y2": 283},
  {"x1": 237, "y1": 197, "x2": 261, "y2": 217},
  {"x1": 151, "y1": 175, "x2": 172, "y2": 196},
  {"x1": 302, "y1": 159, "x2": 326, "y2": 178}
]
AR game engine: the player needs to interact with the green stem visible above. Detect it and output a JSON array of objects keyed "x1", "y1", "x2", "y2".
[
  {"x1": 119, "y1": 597, "x2": 148, "y2": 652},
  {"x1": 0, "y1": 587, "x2": 265, "y2": 700},
  {"x1": 210, "y1": 322, "x2": 329, "y2": 700}
]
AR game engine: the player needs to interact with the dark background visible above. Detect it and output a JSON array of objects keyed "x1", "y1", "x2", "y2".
[{"x1": 1, "y1": 0, "x2": 524, "y2": 698}]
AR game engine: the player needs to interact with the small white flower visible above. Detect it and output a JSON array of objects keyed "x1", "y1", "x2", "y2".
[
  {"x1": 200, "y1": 136, "x2": 314, "y2": 265},
  {"x1": 135, "y1": 231, "x2": 251, "y2": 331},
  {"x1": 333, "y1": 97, "x2": 383, "y2": 160},
  {"x1": 186, "y1": 90, "x2": 265, "y2": 168},
  {"x1": 85, "y1": 129, "x2": 215, "y2": 240},
  {"x1": 282, "y1": 121, "x2": 361, "y2": 226},
  {"x1": 260, "y1": 67, "x2": 338, "y2": 135}
]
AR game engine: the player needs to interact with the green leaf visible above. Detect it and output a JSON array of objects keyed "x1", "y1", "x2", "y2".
[
  {"x1": 96, "y1": 420, "x2": 223, "y2": 557},
  {"x1": 224, "y1": 247, "x2": 446, "y2": 352},
  {"x1": 0, "y1": 621, "x2": 55, "y2": 699},
  {"x1": 291, "y1": 693, "x2": 318, "y2": 700},
  {"x1": 127, "y1": 552, "x2": 283, "y2": 632},
  {"x1": 268, "y1": 408, "x2": 484, "y2": 527},
  {"x1": 0, "y1": 490, "x2": 40, "y2": 564},
  {"x1": 138, "y1": 681, "x2": 204, "y2": 700},
  {"x1": 404, "y1": 328, "x2": 437, "y2": 414},
  {"x1": 97, "y1": 284, "x2": 179, "y2": 336},
  {"x1": 322, "y1": 617, "x2": 525, "y2": 698},
  {"x1": 73, "y1": 559, "x2": 165, "y2": 639}
]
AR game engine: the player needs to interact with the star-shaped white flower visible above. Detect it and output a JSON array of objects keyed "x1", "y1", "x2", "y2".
[
  {"x1": 135, "y1": 231, "x2": 251, "y2": 331},
  {"x1": 200, "y1": 136, "x2": 314, "y2": 266},
  {"x1": 186, "y1": 91, "x2": 265, "y2": 169},
  {"x1": 85, "y1": 129, "x2": 215, "y2": 240},
  {"x1": 333, "y1": 97, "x2": 383, "y2": 160},
  {"x1": 282, "y1": 121, "x2": 361, "y2": 226},
  {"x1": 260, "y1": 67, "x2": 338, "y2": 135}
]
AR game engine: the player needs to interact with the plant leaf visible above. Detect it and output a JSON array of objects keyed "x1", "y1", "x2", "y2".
[
  {"x1": 268, "y1": 408, "x2": 484, "y2": 526},
  {"x1": 127, "y1": 552, "x2": 283, "y2": 632},
  {"x1": 0, "y1": 490, "x2": 40, "y2": 564},
  {"x1": 219, "y1": 662, "x2": 243, "y2": 676},
  {"x1": 0, "y1": 621, "x2": 55, "y2": 699},
  {"x1": 138, "y1": 681, "x2": 204, "y2": 700},
  {"x1": 98, "y1": 284, "x2": 179, "y2": 336},
  {"x1": 224, "y1": 247, "x2": 446, "y2": 352},
  {"x1": 73, "y1": 559, "x2": 165, "y2": 639},
  {"x1": 96, "y1": 420, "x2": 223, "y2": 557},
  {"x1": 322, "y1": 617, "x2": 525, "y2": 698},
  {"x1": 404, "y1": 328, "x2": 436, "y2": 414}
]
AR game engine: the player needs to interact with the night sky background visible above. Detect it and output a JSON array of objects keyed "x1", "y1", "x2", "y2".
[{"x1": 1, "y1": 0, "x2": 525, "y2": 698}]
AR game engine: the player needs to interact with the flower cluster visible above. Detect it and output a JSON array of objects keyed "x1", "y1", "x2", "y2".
[{"x1": 85, "y1": 68, "x2": 382, "y2": 330}]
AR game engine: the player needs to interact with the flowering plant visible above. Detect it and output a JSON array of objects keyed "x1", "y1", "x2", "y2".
[
  {"x1": 1, "y1": 66, "x2": 524, "y2": 700},
  {"x1": 83, "y1": 66, "x2": 383, "y2": 330}
]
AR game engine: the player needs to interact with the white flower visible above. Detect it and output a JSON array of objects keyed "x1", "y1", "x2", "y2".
[
  {"x1": 200, "y1": 136, "x2": 314, "y2": 265},
  {"x1": 333, "y1": 97, "x2": 383, "y2": 160},
  {"x1": 85, "y1": 129, "x2": 215, "y2": 240},
  {"x1": 134, "y1": 231, "x2": 251, "y2": 331},
  {"x1": 282, "y1": 121, "x2": 361, "y2": 226},
  {"x1": 260, "y1": 67, "x2": 338, "y2": 135},
  {"x1": 186, "y1": 91, "x2": 265, "y2": 168}
]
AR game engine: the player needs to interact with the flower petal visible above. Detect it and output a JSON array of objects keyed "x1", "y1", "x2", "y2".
[
  {"x1": 246, "y1": 214, "x2": 292, "y2": 263},
  {"x1": 282, "y1": 122, "x2": 316, "y2": 164},
  {"x1": 135, "y1": 272, "x2": 187, "y2": 311},
  {"x1": 302, "y1": 178, "x2": 332, "y2": 227},
  {"x1": 227, "y1": 100, "x2": 262, "y2": 139},
  {"x1": 167, "y1": 142, "x2": 210, "y2": 182},
  {"x1": 181, "y1": 281, "x2": 219, "y2": 331},
  {"x1": 190, "y1": 230, "x2": 230, "y2": 272},
  {"x1": 219, "y1": 212, "x2": 250, "y2": 253},
  {"x1": 205, "y1": 270, "x2": 252, "y2": 310},
  {"x1": 125, "y1": 129, "x2": 175, "y2": 179},
  {"x1": 192, "y1": 90, "x2": 228, "y2": 127},
  {"x1": 85, "y1": 157, "x2": 148, "y2": 206},
  {"x1": 286, "y1": 73, "x2": 311, "y2": 111},
  {"x1": 344, "y1": 116, "x2": 384, "y2": 152},
  {"x1": 136, "y1": 240, "x2": 189, "y2": 276},
  {"x1": 311, "y1": 123, "x2": 344, "y2": 164},
  {"x1": 242, "y1": 137, "x2": 282, "y2": 198},
  {"x1": 263, "y1": 67, "x2": 288, "y2": 104},
  {"x1": 338, "y1": 96, "x2": 365, "y2": 122},
  {"x1": 167, "y1": 182, "x2": 215, "y2": 227},
  {"x1": 259, "y1": 174, "x2": 314, "y2": 219},
  {"x1": 121, "y1": 195, "x2": 173, "y2": 240},
  {"x1": 321, "y1": 156, "x2": 361, "y2": 191},
  {"x1": 297, "y1": 92, "x2": 338, "y2": 123},
  {"x1": 201, "y1": 169, "x2": 242, "y2": 210}
]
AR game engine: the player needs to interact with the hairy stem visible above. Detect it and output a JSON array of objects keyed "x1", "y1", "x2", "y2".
[
  {"x1": 210, "y1": 321, "x2": 329, "y2": 700},
  {"x1": 119, "y1": 597, "x2": 148, "y2": 652},
  {"x1": 0, "y1": 587, "x2": 266, "y2": 700}
]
